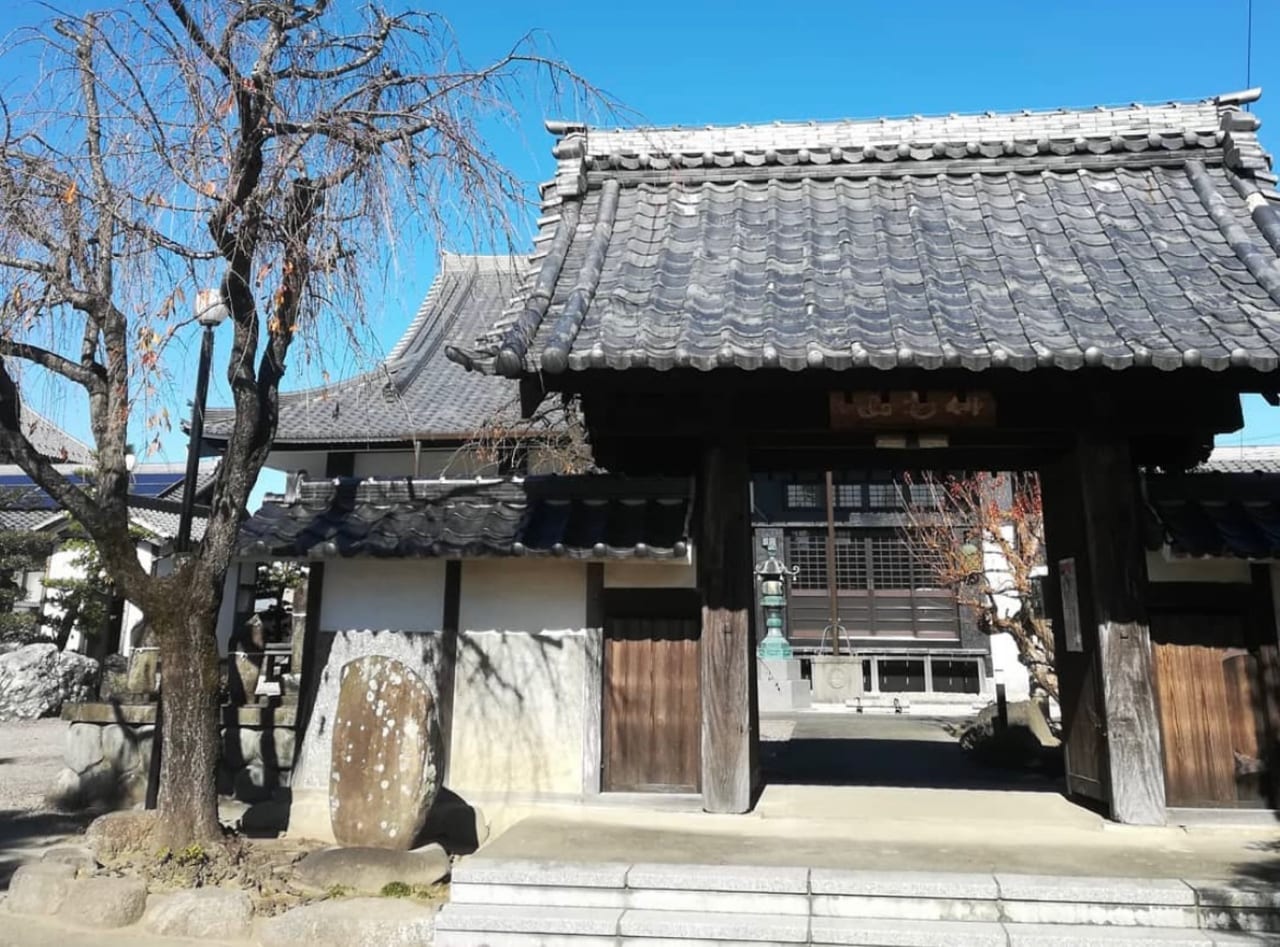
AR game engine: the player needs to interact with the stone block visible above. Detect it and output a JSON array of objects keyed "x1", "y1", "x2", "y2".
[
  {"x1": 812, "y1": 893, "x2": 1001, "y2": 923},
  {"x1": 812, "y1": 868, "x2": 998, "y2": 900},
  {"x1": 234, "y1": 763, "x2": 277, "y2": 803},
  {"x1": 258, "y1": 896, "x2": 439, "y2": 947},
  {"x1": 294, "y1": 844, "x2": 450, "y2": 894},
  {"x1": 1000, "y1": 900, "x2": 1198, "y2": 928},
  {"x1": 452, "y1": 858, "x2": 629, "y2": 888},
  {"x1": 234, "y1": 726, "x2": 264, "y2": 766},
  {"x1": 102, "y1": 723, "x2": 151, "y2": 773},
  {"x1": 6, "y1": 862, "x2": 76, "y2": 915},
  {"x1": 66, "y1": 723, "x2": 104, "y2": 773},
  {"x1": 811, "y1": 915, "x2": 1009, "y2": 946},
  {"x1": 435, "y1": 903, "x2": 621, "y2": 936},
  {"x1": 58, "y1": 876, "x2": 148, "y2": 928},
  {"x1": 451, "y1": 882, "x2": 627, "y2": 909},
  {"x1": 1189, "y1": 879, "x2": 1280, "y2": 909},
  {"x1": 270, "y1": 728, "x2": 296, "y2": 768},
  {"x1": 995, "y1": 873, "x2": 1196, "y2": 905},
  {"x1": 329, "y1": 655, "x2": 440, "y2": 849},
  {"x1": 438, "y1": 935, "x2": 615, "y2": 947},
  {"x1": 627, "y1": 862, "x2": 809, "y2": 894},
  {"x1": 618, "y1": 907, "x2": 808, "y2": 942},
  {"x1": 626, "y1": 887, "x2": 810, "y2": 915},
  {"x1": 1005, "y1": 924, "x2": 1213, "y2": 945},
  {"x1": 144, "y1": 888, "x2": 254, "y2": 940},
  {"x1": 40, "y1": 846, "x2": 97, "y2": 874}
]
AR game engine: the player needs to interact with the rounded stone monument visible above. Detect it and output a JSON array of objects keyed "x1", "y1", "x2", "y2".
[{"x1": 329, "y1": 655, "x2": 441, "y2": 849}]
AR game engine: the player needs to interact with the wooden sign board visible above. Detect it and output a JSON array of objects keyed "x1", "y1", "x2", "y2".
[
  {"x1": 829, "y1": 390, "x2": 996, "y2": 430},
  {"x1": 1059, "y1": 557, "x2": 1083, "y2": 653}
]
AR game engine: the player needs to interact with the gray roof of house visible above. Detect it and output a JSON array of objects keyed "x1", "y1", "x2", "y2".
[
  {"x1": 9, "y1": 407, "x2": 94, "y2": 465},
  {"x1": 1197, "y1": 444, "x2": 1280, "y2": 473},
  {"x1": 236, "y1": 475, "x2": 692, "y2": 560},
  {"x1": 205, "y1": 254, "x2": 523, "y2": 447},
  {"x1": 449, "y1": 91, "x2": 1280, "y2": 377}
]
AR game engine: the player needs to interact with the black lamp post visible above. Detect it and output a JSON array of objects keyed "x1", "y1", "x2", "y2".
[{"x1": 176, "y1": 289, "x2": 229, "y2": 553}]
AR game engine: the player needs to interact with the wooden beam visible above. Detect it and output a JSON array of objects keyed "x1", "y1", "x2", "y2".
[
  {"x1": 437, "y1": 560, "x2": 462, "y2": 782},
  {"x1": 1074, "y1": 432, "x2": 1167, "y2": 825},
  {"x1": 697, "y1": 442, "x2": 754, "y2": 813}
]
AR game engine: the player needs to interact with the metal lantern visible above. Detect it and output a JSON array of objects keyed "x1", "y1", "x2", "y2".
[{"x1": 755, "y1": 551, "x2": 799, "y2": 659}]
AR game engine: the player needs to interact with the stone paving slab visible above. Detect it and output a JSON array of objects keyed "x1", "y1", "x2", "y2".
[
  {"x1": 810, "y1": 868, "x2": 999, "y2": 900},
  {"x1": 452, "y1": 858, "x2": 630, "y2": 888},
  {"x1": 811, "y1": 915, "x2": 1007, "y2": 947},
  {"x1": 627, "y1": 862, "x2": 810, "y2": 893},
  {"x1": 1005, "y1": 923, "x2": 1215, "y2": 945},
  {"x1": 617, "y1": 908, "x2": 809, "y2": 943},
  {"x1": 995, "y1": 872, "x2": 1197, "y2": 905},
  {"x1": 435, "y1": 903, "x2": 622, "y2": 936}
]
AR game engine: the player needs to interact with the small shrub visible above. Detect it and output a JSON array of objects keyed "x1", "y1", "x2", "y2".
[
  {"x1": 325, "y1": 883, "x2": 354, "y2": 899},
  {"x1": 380, "y1": 881, "x2": 412, "y2": 898}
]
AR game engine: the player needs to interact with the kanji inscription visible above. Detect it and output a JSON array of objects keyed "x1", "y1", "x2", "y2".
[{"x1": 829, "y1": 390, "x2": 996, "y2": 429}]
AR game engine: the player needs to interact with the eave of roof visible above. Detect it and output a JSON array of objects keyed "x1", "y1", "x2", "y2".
[
  {"x1": 449, "y1": 91, "x2": 1280, "y2": 379},
  {"x1": 204, "y1": 254, "x2": 523, "y2": 448}
]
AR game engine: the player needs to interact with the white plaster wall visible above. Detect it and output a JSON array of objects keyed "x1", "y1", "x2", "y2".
[
  {"x1": 460, "y1": 560, "x2": 586, "y2": 632},
  {"x1": 1145, "y1": 550, "x2": 1252, "y2": 584},
  {"x1": 213, "y1": 567, "x2": 239, "y2": 657},
  {"x1": 448, "y1": 559, "x2": 590, "y2": 797},
  {"x1": 982, "y1": 527, "x2": 1032, "y2": 700},
  {"x1": 43, "y1": 547, "x2": 84, "y2": 651},
  {"x1": 118, "y1": 543, "x2": 155, "y2": 657},
  {"x1": 319, "y1": 559, "x2": 447, "y2": 631},
  {"x1": 350, "y1": 448, "x2": 494, "y2": 479},
  {"x1": 604, "y1": 559, "x2": 696, "y2": 588},
  {"x1": 448, "y1": 629, "x2": 588, "y2": 797}
]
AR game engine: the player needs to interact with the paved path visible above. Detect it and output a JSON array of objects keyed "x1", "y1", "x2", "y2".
[{"x1": 0, "y1": 719, "x2": 92, "y2": 889}]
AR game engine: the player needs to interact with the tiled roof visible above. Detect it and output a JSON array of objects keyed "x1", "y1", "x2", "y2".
[
  {"x1": 1197, "y1": 444, "x2": 1280, "y2": 474},
  {"x1": 236, "y1": 475, "x2": 692, "y2": 560},
  {"x1": 5, "y1": 407, "x2": 95, "y2": 465},
  {"x1": 1146, "y1": 458, "x2": 1280, "y2": 558},
  {"x1": 449, "y1": 91, "x2": 1280, "y2": 376},
  {"x1": 205, "y1": 254, "x2": 522, "y2": 447}
]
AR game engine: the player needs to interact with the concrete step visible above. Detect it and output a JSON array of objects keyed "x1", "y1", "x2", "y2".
[{"x1": 437, "y1": 859, "x2": 1280, "y2": 945}]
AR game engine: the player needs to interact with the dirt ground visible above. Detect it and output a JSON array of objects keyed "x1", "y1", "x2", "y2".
[{"x1": 0, "y1": 718, "x2": 93, "y2": 888}]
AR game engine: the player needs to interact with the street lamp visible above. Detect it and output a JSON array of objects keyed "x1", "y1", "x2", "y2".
[
  {"x1": 755, "y1": 551, "x2": 800, "y2": 659},
  {"x1": 176, "y1": 289, "x2": 229, "y2": 553}
]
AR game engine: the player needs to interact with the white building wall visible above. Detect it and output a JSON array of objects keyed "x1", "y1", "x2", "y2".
[
  {"x1": 604, "y1": 559, "x2": 696, "y2": 588},
  {"x1": 43, "y1": 546, "x2": 85, "y2": 651},
  {"x1": 1145, "y1": 550, "x2": 1251, "y2": 584},
  {"x1": 319, "y1": 559, "x2": 447, "y2": 631},
  {"x1": 449, "y1": 559, "x2": 589, "y2": 797},
  {"x1": 982, "y1": 526, "x2": 1032, "y2": 700}
]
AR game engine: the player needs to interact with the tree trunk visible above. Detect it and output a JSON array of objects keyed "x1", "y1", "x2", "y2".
[{"x1": 152, "y1": 580, "x2": 223, "y2": 847}]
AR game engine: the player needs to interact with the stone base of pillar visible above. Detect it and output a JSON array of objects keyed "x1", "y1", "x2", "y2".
[{"x1": 757, "y1": 657, "x2": 811, "y2": 712}]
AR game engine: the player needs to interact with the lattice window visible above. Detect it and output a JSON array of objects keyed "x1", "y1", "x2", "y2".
[
  {"x1": 867, "y1": 482, "x2": 904, "y2": 509},
  {"x1": 785, "y1": 529, "x2": 829, "y2": 590},
  {"x1": 834, "y1": 482, "x2": 862, "y2": 508},
  {"x1": 785, "y1": 482, "x2": 823, "y2": 509},
  {"x1": 832, "y1": 530, "x2": 868, "y2": 590},
  {"x1": 869, "y1": 533, "x2": 914, "y2": 588}
]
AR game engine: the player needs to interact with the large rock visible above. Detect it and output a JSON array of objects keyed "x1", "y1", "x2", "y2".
[
  {"x1": 257, "y1": 896, "x2": 438, "y2": 947},
  {"x1": 144, "y1": 888, "x2": 254, "y2": 940},
  {"x1": 84, "y1": 809, "x2": 156, "y2": 860},
  {"x1": 57, "y1": 876, "x2": 148, "y2": 928},
  {"x1": 294, "y1": 844, "x2": 450, "y2": 893},
  {"x1": 329, "y1": 656, "x2": 440, "y2": 849},
  {"x1": 66, "y1": 723, "x2": 105, "y2": 773},
  {"x1": 0, "y1": 644, "x2": 98, "y2": 720},
  {"x1": 6, "y1": 862, "x2": 76, "y2": 915}
]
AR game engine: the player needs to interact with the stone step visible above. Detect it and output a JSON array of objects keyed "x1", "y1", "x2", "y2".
[
  {"x1": 448, "y1": 860, "x2": 1280, "y2": 932},
  {"x1": 435, "y1": 904, "x2": 1275, "y2": 947}
]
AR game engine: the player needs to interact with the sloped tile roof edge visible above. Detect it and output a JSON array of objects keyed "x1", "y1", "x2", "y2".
[{"x1": 446, "y1": 90, "x2": 1280, "y2": 379}]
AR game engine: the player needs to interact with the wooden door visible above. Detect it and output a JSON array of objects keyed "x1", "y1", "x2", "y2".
[
  {"x1": 603, "y1": 616, "x2": 700, "y2": 792},
  {"x1": 1151, "y1": 611, "x2": 1268, "y2": 807}
]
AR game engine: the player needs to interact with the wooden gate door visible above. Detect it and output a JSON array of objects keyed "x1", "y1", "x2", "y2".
[{"x1": 603, "y1": 615, "x2": 700, "y2": 792}]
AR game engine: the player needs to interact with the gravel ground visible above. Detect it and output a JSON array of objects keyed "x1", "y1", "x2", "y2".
[
  {"x1": 0, "y1": 717, "x2": 92, "y2": 890},
  {"x1": 0, "y1": 718, "x2": 67, "y2": 811}
]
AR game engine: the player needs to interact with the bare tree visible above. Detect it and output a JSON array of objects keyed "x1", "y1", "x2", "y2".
[
  {"x1": 449, "y1": 392, "x2": 594, "y2": 476},
  {"x1": 0, "y1": 1, "x2": 609, "y2": 847},
  {"x1": 904, "y1": 472, "x2": 1057, "y2": 702}
]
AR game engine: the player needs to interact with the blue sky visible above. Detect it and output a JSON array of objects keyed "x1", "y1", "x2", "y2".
[{"x1": 2, "y1": 0, "x2": 1279, "y2": 493}]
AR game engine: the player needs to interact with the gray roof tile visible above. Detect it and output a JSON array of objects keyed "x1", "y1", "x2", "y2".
[
  {"x1": 451, "y1": 93, "x2": 1280, "y2": 377},
  {"x1": 206, "y1": 254, "x2": 523, "y2": 446}
]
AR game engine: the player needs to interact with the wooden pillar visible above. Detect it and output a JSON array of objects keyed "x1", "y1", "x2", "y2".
[
  {"x1": 437, "y1": 560, "x2": 462, "y2": 782},
  {"x1": 698, "y1": 442, "x2": 755, "y2": 813},
  {"x1": 581, "y1": 562, "x2": 605, "y2": 796},
  {"x1": 1074, "y1": 431, "x2": 1166, "y2": 825}
]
